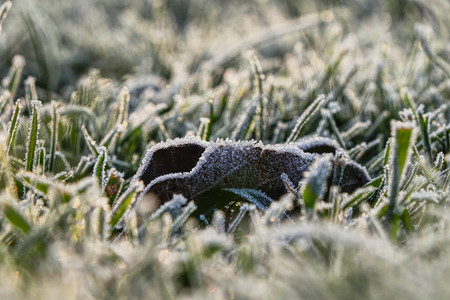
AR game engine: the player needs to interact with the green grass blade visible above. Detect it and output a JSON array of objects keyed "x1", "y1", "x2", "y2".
[
  {"x1": 205, "y1": 98, "x2": 214, "y2": 141},
  {"x1": 223, "y1": 188, "x2": 273, "y2": 210},
  {"x1": 93, "y1": 146, "x2": 107, "y2": 189},
  {"x1": 287, "y1": 95, "x2": 325, "y2": 143},
  {"x1": 300, "y1": 157, "x2": 332, "y2": 213},
  {"x1": 36, "y1": 145, "x2": 46, "y2": 174},
  {"x1": 417, "y1": 111, "x2": 432, "y2": 163},
  {"x1": 18, "y1": 172, "x2": 54, "y2": 196},
  {"x1": 250, "y1": 53, "x2": 265, "y2": 140},
  {"x1": 100, "y1": 125, "x2": 120, "y2": 149},
  {"x1": 97, "y1": 207, "x2": 105, "y2": 238},
  {"x1": 387, "y1": 121, "x2": 417, "y2": 222},
  {"x1": 104, "y1": 169, "x2": 124, "y2": 207},
  {"x1": 383, "y1": 139, "x2": 391, "y2": 167},
  {"x1": 24, "y1": 76, "x2": 38, "y2": 102},
  {"x1": 109, "y1": 181, "x2": 144, "y2": 228},
  {"x1": 25, "y1": 100, "x2": 42, "y2": 172},
  {"x1": 116, "y1": 87, "x2": 130, "y2": 127},
  {"x1": 232, "y1": 96, "x2": 259, "y2": 140},
  {"x1": 7, "y1": 99, "x2": 22, "y2": 156},
  {"x1": 48, "y1": 102, "x2": 58, "y2": 172},
  {"x1": 81, "y1": 125, "x2": 99, "y2": 156},
  {"x1": 402, "y1": 91, "x2": 433, "y2": 163},
  {"x1": 3, "y1": 204, "x2": 31, "y2": 234},
  {"x1": 321, "y1": 108, "x2": 346, "y2": 149},
  {"x1": 3, "y1": 56, "x2": 25, "y2": 100},
  {"x1": 0, "y1": 1, "x2": 12, "y2": 33},
  {"x1": 170, "y1": 201, "x2": 197, "y2": 235}
]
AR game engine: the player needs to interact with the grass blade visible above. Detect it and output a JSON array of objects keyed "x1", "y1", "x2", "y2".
[
  {"x1": 0, "y1": 1, "x2": 12, "y2": 33},
  {"x1": 48, "y1": 102, "x2": 58, "y2": 172},
  {"x1": 321, "y1": 108, "x2": 346, "y2": 149},
  {"x1": 224, "y1": 188, "x2": 273, "y2": 210},
  {"x1": 2, "y1": 56, "x2": 25, "y2": 100},
  {"x1": 300, "y1": 157, "x2": 332, "y2": 213},
  {"x1": 287, "y1": 95, "x2": 325, "y2": 143},
  {"x1": 104, "y1": 169, "x2": 124, "y2": 207},
  {"x1": 24, "y1": 76, "x2": 38, "y2": 102},
  {"x1": 93, "y1": 146, "x2": 107, "y2": 190},
  {"x1": 81, "y1": 125, "x2": 99, "y2": 156},
  {"x1": 170, "y1": 201, "x2": 197, "y2": 235},
  {"x1": 402, "y1": 91, "x2": 433, "y2": 163},
  {"x1": 100, "y1": 125, "x2": 120, "y2": 149},
  {"x1": 116, "y1": 87, "x2": 130, "y2": 127},
  {"x1": 25, "y1": 100, "x2": 42, "y2": 172},
  {"x1": 3, "y1": 204, "x2": 31, "y2": 234},
  {"x1": 387, "y1": 121, "x2": 417, "y2": 223},
  {"x1": 232, "y1": 96, "x2": 259, "y2": 140},
  {"x1": 7, "y1": 99, "x2": 22, "y2": 156},
  {"x1": 109, "y1": 181, "x2": 144, "y2": 228}
]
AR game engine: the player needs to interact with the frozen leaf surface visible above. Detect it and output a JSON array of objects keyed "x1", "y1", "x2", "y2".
[{"x1": 135, "y1": 136, "x2": 370, "y2": 214}]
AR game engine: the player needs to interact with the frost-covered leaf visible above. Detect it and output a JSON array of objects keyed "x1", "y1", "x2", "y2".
[
  {"x1": 333, "y1": 156, "x2": 372, "y2": 193},
  {"x1": 135, "y1": 137, "x2": 370, "y2": 214}
]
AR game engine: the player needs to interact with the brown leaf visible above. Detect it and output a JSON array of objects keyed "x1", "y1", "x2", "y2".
[{"x1": 134, "y1": 137, "x2": 370, "y2": 214}]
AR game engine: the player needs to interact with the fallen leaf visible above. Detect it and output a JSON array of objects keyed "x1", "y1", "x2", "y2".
[{"x1": 134, "y1": 136, "x2": 370, "y2": 214}]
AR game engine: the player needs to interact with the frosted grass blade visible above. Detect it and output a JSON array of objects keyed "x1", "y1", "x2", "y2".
[
  {"x1": 48, "y1": 102, "x2": 58, "y2": 172},
  {"x1": 116, "y1": 87, "x2": 130, "y2": 127},
  {"x1": 25, "y1": 100, "x2": 41, "y2": 172},
  {"x1": 223, "y1": 188, "x2": 273, "y2": 210},
  {"x1": 100, "y1": 125, "x2": 120, "y2": 149},
  {"x1": 81, "y1": 125, "x2": 99, "y2": 156},
  {"x1": 232, "y1": 96, "x2": 259, "y2": 140},
  {"x1": 7, "y1": 99, "x2": 22, "y2": 156},
  {"x1": 3, "y1": 204, "x2": 31, "y2": 234},
  {"x1": 170, "y1": 201, "x2": 197, "y2": 235},
  {"x1": 300, "y1": 157, "x2": 332, "y2": 213},
  {"x1": 0, "y1": 1, "x2": 12, "y2": 33},
  {"x1": 109, "y1": 181, "x2": 144, "y2": 228},
  {"x1": 287, "y1": 95, "x2": 325, "y2": 143},
  {"x1": 387, "y1": 121, "x2": 417, "y2": 222},
  {"x1": 321, "y1": 108, "x2": 346, "y2": 149},
  {"x1": 93, "y1": 146, "x2": 107, "y2": 189},
  {"x1": 3, "y1": 56, "x2": 25, "y2": 101},
  {"x1": 402, "y1": 91, "x2": 432, "y2": 163}
]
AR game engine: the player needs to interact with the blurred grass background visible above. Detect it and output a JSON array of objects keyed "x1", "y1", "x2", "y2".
[{"x1": 1, "y1": 0, "x2": 447, "y2": 94}]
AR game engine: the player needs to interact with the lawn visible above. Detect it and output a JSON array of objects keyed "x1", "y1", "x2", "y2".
[{"x1": 0, "y1": 0, "x2": 450, "y2": 299}]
